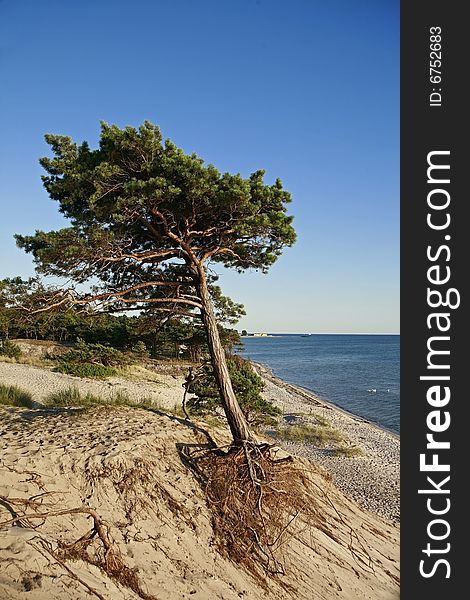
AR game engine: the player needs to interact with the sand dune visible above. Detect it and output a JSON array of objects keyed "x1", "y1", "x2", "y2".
[{"x1": 0, "y1": 361, "x2": 399, "y2": 599}]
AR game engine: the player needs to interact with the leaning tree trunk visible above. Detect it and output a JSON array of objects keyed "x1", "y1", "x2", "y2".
[{"x1": 196, "y1": 267, "x2": 255, "y2": 444}]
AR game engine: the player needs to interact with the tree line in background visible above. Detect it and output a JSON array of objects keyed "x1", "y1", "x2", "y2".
[{"x1": 0, "y1": 276, "x2": 241, "y2": 361}]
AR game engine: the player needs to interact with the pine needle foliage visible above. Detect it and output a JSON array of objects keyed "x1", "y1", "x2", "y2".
[{"x1": 188, "y1": 355, "x2": 281, "y2": 426}]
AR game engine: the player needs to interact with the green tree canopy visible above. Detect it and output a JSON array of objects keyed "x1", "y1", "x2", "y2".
[{"x1": 16, "y1": 121, "x2": 296, "y2": 443}]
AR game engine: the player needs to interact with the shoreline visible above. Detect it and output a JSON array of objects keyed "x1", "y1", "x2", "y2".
[
  {"x1": 253, "y1": 360, "x2": 400, "y2": 439},
  {"x1": 252, "y1": 361, "x2": 400, "y2": 523}
]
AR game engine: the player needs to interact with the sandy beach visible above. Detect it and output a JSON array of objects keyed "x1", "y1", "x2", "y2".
[
  {"x1": 254, "y1": 363, "x2": 400, "y2": 523},
  {"x1": 0, "y1": 358, "x2": 399, "y2": 599}
]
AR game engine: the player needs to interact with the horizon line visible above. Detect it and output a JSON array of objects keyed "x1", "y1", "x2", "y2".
[{"x1": 240, "y1": 332, "x2": 400, "y2": 336}]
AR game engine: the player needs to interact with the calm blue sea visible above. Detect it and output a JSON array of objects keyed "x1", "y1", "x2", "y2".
[{"x1": 239, "y1": 334, "x2": 400, "y2": 434}]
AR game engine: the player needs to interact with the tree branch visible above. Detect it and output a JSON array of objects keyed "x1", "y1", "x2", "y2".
[
  {"x1": 98, "y1": 249, "x2": 181, "y2": 264},
  {"x1": 210, "y1": 247, "x2": 259, "y2": 267},
  {"x1": 21, "y1": 281, "x2": 203, "y2": 314}
]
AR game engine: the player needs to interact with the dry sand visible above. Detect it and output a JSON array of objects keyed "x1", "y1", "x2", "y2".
[
  {"x1": 0, "y1": 359, "x2": 399, "y2": 599},
  {"x1": 0, "y1": 359, "x2": 188, "y2": 411}
]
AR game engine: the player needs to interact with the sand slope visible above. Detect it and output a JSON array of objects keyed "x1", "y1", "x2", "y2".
[
  {"x1": 1, "y1": 362, "x2": 399, "y2": 599},
  {"x1": 0, "y1": 360, "x2": 187, "y2": 411}
]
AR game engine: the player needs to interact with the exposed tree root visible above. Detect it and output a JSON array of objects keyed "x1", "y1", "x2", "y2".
[
  {"x1": 32, "y1": 538, "x2": 108, "y2": 600},
  {"x1": 0, "y1": 495, "x2": 157, "y2": 600},
  {"x1": 179, "y1": 439, "x2": 378, "y2": 590},
  {"x1": 1, "y1": 433, "x2": 380, "y2": 597},
  {"x1": 180, "y1": 441, "x2": 325, "y2": 588}
]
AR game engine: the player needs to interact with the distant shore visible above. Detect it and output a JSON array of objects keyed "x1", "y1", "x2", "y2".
[{"x1": 240, "y1": 334, "x2": 275, "y2": 338}]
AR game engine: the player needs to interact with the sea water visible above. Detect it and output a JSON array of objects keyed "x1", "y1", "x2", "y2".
[{"x1": 239, "y1": 334, "x2": 400, "y2": 434}]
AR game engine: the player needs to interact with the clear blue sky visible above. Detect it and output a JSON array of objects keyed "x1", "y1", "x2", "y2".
[{"x1": 0, "y1": 0, "x2": 399, "y2": 334}]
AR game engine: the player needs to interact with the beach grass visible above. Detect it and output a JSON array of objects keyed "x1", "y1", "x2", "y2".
[
  {"x1": 43, "y1": 386, "x2": 167, "y2": 413},
  {"x1": 276, "y1": 422, "x2": 344, "y2": 446},
  {"x1": 332, "y1": 445, "x2": 364, "y2": 458},
  {"x1": 312, "y1": 413, "x2": 331, "y2": 427},
  {"x1": 0, "y1": 383, "x2": 36, "y2": 408},
  {"x1": 44, "y1": 387, "x2": 106, "y2": 407},
  {"x1": 275, "y1": 421, "x2": 364, "y2": 458},
  {"x1": 0, "y1": 354, "x2": 50, "y2": 368}
]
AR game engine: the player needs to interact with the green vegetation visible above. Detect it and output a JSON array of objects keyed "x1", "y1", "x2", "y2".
[
  {"x1": 277, "y1": 422, "x2": 343, "y2": 446},
  {"x1": 0, "y1": 279, "x2": 242, "y2": 364},
  {"x1": 0, "y1": 384, "x2": 35, "y2": 408},
  {"x1": 131, "y1": 340, "x2": 149, "y2": 358},
  {"x1": 332, "y1": 445, "x2": 364, "y2": 458},
  {"x1": 0, "y1": 339, "x2": 21, "y2": 359},
  {"x1": 312, "y1": 413, "x2": 330, "y2": 427},
  {"x1": 44, "y1": 387, "x2": 104, "y2": 407},
  {"x1": 57, "y1": 340, "x2": 131, "y2": 367},
  {"x1": 187, "y1": 355, "x2": 281, "y2": 426},
  {"x1": 52, "y1": 339, "x2": 130, "y2": 378},
  {"x1": 43, "y1": 387, "x2": 169, "y2": 415},
  {"x1": 275, "y1": 420, "x2": 363, "y2": 457},
  {"x1": 44, "y1": 387, "x2": 140, "y2": 408}
]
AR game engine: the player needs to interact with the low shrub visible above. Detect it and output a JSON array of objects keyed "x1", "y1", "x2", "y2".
[
  {"x1": 0, "y1": 339, "x2": 22, "y2": 360},
  {"x1": 0, "y1": 383, "x2": 35, "y2": 408},
  {"x1": 131, "y1": 341, "x2": 149, "y2": 358},
  {"x1": 187, "y1": 355, "x2": 281, "y2": 426},
  {"x1": 58, "y1": 339, "x2": 130, "y2": 368}
]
